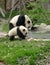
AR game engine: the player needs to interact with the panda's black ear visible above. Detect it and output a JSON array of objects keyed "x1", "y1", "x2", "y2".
[{"x1": 23, "y1": 29, "x2": 25, "y2": 31}]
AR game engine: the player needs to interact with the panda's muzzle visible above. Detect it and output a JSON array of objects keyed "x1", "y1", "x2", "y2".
[
  {"x1": 26, "y1": 32, "x2": 27, "y2": 35},
  {"x1": 25, "y1": 32, "x2": 27, "y2": 36}
]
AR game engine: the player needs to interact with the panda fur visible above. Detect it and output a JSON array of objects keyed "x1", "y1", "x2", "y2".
[
  {"x1": 8, "y1": 26, "x2": 28, "y2": 41},
  {"x1": 9, "y1": 15, "x2": 32, "y2": 30}
]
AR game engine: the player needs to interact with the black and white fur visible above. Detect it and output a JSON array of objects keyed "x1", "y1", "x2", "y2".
[
  {"x1": 8, "y1": 26, "x2": 28, "y2": 41},
  {"x1": 9, "y1": 15, "x2": 33, "y2": 30}
]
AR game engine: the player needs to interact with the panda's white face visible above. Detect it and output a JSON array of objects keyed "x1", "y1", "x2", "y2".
[
  {"x1": 25, "y1": 15, "x2": 32, "y2": 30},
  {"x1": 19, "y1": 26, "x2": 28, "y2": 36}
]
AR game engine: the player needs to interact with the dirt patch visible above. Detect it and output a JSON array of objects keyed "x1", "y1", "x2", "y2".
[
  {"x1": 0, "y1": 32, "x2": 7, "y2": 38},
  {"x1": 0, "y1": 60, "x2": 5, "y2": 65},
  {"x1": 0, "y1": 18, "x2": 7, "y2": 22},
  {"x1": 36, "y1": 56, "x2": 50, "y2": 65}
]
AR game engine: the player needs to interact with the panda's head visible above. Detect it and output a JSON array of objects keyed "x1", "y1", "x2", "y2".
[
  {"x1": 25, "y1": 15, "x2": 32, "y2": 30},
  {"x1": 19, "y1": 26, "x2": 28, "y2": 36}
]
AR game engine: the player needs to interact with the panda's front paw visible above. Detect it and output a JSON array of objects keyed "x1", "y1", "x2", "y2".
[
  {"x1": 9, "y1": 36, "x2": 14, "y2": 41},
  {"x1": 31, "y1": 26, "x2": 37, "y2": 31}
]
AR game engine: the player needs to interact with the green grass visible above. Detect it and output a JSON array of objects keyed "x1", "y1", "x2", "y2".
[{"x1": 0, "y1": 37, "x2": 50, "y2": 65}]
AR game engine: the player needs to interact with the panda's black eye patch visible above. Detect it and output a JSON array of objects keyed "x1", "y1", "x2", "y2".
[
  {"x1": 27, "y1": 21, "x2": 30, "y2": 24},
  {"x1": 23, "y1": 29, "x2": 25, "y2": 32}
]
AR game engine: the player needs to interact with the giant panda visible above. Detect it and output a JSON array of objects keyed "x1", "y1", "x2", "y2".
[
  {"x1": 8, "y1": 26, "x2": 28, "y2": 41},
  {"x1": 9, "y1": 15, "x2": 33, "y2": 30}
]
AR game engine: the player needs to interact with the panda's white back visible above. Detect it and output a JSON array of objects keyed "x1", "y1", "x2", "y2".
[
  {"x1": 10, "y1": 15, "x2": 20, "y2": 26},
  {"x1": 8, "y1": 27, "x2": 18, "y2": 36}
]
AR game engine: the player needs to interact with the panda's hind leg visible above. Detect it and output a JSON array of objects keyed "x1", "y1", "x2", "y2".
[
  {"x1": 9, "y1": 23, "x2": 14, "y2": 30},
  {"x1": 9, "y1": 36, "x2": 14, "y2": 41}
]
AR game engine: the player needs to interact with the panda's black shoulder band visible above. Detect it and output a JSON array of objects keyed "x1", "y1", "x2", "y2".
[
  {"x1": 16, "y1": 15, "x2": 25, "y2": 26},
  {"x1": 17, "y1": 27, "x2": 26, "y2": 39}
]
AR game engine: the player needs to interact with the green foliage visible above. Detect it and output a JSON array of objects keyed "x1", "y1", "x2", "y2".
[
  {"x1": 0, "y1": 10, "x2": 19, "y2": 19},
  {"x1": 27, "y1": 2, "x2": 50, "y2": 25},
  {"x1": 37, "y1": 0, "x2": 49, "y2": 2},
  {"x1": 6, "y1": 10, "x2": 19, "y2": 18}
]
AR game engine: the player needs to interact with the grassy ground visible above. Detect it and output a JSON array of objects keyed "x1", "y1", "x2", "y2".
[
  {"x1": 0, "y1": 37, "x2": 50, "y2": 65},
  {"x1": 0, "y1": 21, "x2": 50, "y2": 65}
]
